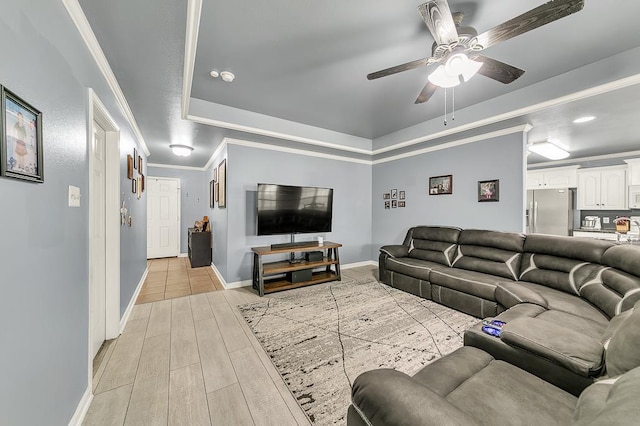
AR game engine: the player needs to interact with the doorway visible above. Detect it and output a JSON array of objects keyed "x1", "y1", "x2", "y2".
[
  {"x1": 88, "y1": 89, "x2": 121, "y2": 383},
  {"x1": 147, "y1": 177, "x2": 181, "y2": 258}
]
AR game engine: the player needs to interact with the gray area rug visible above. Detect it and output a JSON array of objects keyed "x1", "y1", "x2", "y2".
[{"x1": 239, "y1": 267, "x2": 479, "y2": 425}]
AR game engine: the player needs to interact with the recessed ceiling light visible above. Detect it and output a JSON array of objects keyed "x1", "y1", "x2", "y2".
[
  {"x1": 169, "y1": 144, "x2": 194, "y2": 157},
  {"x1": 210, "y1": 69, "x2": 219, "y2": 78},
  {"x1": 220, "y1": 71, "x2": 235, "y2": 83},
  {"x1": 528, "y1": 141, "x2": 570, "y2": 160},
  {"x1": 573, "y1": 116, "x2": 596, "y2": 124}
]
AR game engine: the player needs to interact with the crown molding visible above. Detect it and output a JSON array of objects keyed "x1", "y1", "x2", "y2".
[
  {"x1": 182, "y1": 0, "x2": 202, "y2": 120},
  {"x1": 147, "y1": 162, "x2": 207, "y2": 171},
  {"x1": 61, "y1": 0, "x2": 150, "y2": 156},
  {"x1": 529, "y1": 149, "x2": 640, "y2": 169}
]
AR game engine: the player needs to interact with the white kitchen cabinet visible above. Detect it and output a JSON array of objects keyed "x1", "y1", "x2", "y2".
[
  {"x1": 624, "y1": 158, "x2": 640, "y2": 186},
  {"x1": 526, "y1": 166, "x2": 579, "y2": 190},
  {"x1": 577, "y1": 166, "x2": 627, "y2": 210}
]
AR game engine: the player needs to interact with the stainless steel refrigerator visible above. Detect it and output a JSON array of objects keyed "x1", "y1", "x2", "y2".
[{"x1": 526, "y1": 188, "x2": 575, "y2": 236}]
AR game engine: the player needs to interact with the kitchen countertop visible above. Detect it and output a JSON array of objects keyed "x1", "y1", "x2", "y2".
[{"x1": 573, "y1": 228, "x2": 617, "y2": 233}]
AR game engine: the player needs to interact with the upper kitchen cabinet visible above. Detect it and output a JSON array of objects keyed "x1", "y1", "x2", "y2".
[
  {"x1": 526, "y1": 166, "x2": 579, "y2": 190},
  {"x1": 577, "y1": 166, "x2": 627, "y2": 210},
  {"x1": 624, "y1": 158, "x2": 640, "y2": 185}
]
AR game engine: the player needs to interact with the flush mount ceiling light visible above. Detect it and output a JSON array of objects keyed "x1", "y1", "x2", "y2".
[
  {"x1": 528, "y1": 141, "x2": 570, "y2": 160},
  {"x1": 573, "y1": 116, "x2": 596, "y2": 124},
  {"x1": 210, "y1": 69, "x2": 219, "y2": 78},
  {"x1": 220, "y1": 71, "x2": 235, "y2": 83},
  {"x1": 169, "y1": 144, "x2": 194, "y2": 157},
  {"x1": 428, "y1": 51, "x2": 483, "y2": 88}
]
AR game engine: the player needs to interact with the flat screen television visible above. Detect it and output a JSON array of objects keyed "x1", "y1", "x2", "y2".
[{"x1": 257, "y1": 183, "x2": 333, "y2": 236}]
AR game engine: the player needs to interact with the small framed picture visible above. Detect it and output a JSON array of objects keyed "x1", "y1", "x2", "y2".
[
  {"x1": 136, "y1": 176, "x2": 142, "y2": 199},
  {"x1": 127, "y1": 155, "x2": 133, "y2": 179},
  {"x1": 140, "y1": 174, "x2": 145, "y2": 192},
  {"x1": 399, "y1": 190, "x2": 405, "y2": 200},
  {"x1": 214, "y1": 182, "x2": 219, "y2": 202},
  {"x1": 392, "y1": 200, "x2": 398, "y2": 208},
  {"x1": 384, "y1": 201, "x2": 390, "y2": 209},
  {"x1": 209, "y1": 180, "x2": 214, "y2": 208},
  {"x1": 213, "y1": 167, "x2": 218, "y2": 182},
  {"x1": 133, "y1": 148, "x2": 138, "y2": 169},
  {"x1": 383, "y1": 193, "x2": 390, "y2": 200},
  {"x1": 391, "y1": 189, "x2": 398, "y2": 199},
  {"x1": 132, "y1": 177, "x2": 137, "y2": 194},
  {"x1": 429, "y1": 175, "x2": 453, "y2": 195},
  {"x1": 1, "y1": 87, "x2": 44, "y2": 182},
  {"x1": 478, "y1": 179, "x2": 499, "y2": 202},
  {"x1": 398, "y1": 201, "x2": 406, "y2": 207},
  {"x1": 138, "y1": 155, "x2": 143, "y2": 173}
]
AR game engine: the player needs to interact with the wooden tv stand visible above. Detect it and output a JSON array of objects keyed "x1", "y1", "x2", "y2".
[{"x1": 251, "y1": 242, "x2": 342, "y2": 296}]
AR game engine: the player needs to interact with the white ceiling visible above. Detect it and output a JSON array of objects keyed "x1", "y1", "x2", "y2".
[{"x1": 79, "y1": 0, "x2": 640, "y2": 167}]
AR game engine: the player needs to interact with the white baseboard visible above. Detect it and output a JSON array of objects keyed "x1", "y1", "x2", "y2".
[
  {"x1": 68, "y1": 386, "x2": 93, "y2": 426},
  {"x1": 179, "y1": 252, "x2": 188, "y2": 258},
  {"x1": 119, "y1": 265, "x2": 149, "y2": 334},
  {"x1": 342, "y1": 260, "x2": 378, "y2": 269}
]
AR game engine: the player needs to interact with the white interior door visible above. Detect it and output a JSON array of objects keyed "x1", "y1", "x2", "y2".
[
  {"x1": 147, "y1": 177, "x2": 180, "y2": 258},
  {"x1": 89, "y1": 121, "x2": 107, "y2": 359}
]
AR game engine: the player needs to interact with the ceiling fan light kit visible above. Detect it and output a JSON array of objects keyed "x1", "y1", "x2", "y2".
[
  {"x1": 528, "y1": 141, "x2": 570, "y2": 160},
  {"x1": 367, "y1": 0, "x2": 585, "y2": 111},
  {"x1": 169, "y1": 144, "x2": 194, "y2": 157}
]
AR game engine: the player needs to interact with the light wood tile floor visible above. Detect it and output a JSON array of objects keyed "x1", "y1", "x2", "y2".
[
  {"x1": 137, "y1": 258, "x2": 225, "y2": 304},
  {"x1": 85, "y1": 286, "x2": 311, "y2": 426}
]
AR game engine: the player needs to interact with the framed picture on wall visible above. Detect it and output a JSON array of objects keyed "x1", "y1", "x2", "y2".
[
  {"x1": 138, "y1": 155, "x2": 143, "y2": 173},
  {"x1": 384, "y1": 201, "x2": 390, "y2": 209},
  {"x1": 0, "y1": 87, "x2": 44, "y2": 182},
  {"x1": 429, "y1": 175, "x2": 453, "y2": 195},
  {"x1": 399, "y1": 190, "x2": 405, "y2": 200},
  {"x1": 133, "y1": 148, "x2": 137, "y2": 169},
  {"x1": 140, "y1": 174, "x2": 145, "y2": 192},
  {"x1": 478, "y1": 179, "x2": 499, "y2": 202},
  {"x1": 213, "y1": 166, "x2": 218, "y2": 182},
  {"x1": 132, "y1": 177, "x2": 137, "y2": 194},
  {"x1": 391, "y1": 189, "x2": 398, "y2": 199},
  {"x1": 209, "y1": 180, "x2": 214, "y2": 208},
  {"x1": 127, "y1": 155, "x2": 133, "y2": 179},
  {"x1": 398, "y1": 201, "x2": 406, "y2": 207},
  {"x1": 218, "y1": 159, "x2": 226, "y2": 208},
  {"x1": 383, "y1": 193, "x2": 390, "y2": 199},
  {"x1": 214, "y1": 182, "x2": 219, "y2": 202}
]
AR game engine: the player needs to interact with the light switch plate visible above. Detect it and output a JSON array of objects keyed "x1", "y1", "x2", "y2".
[
  {"x1": 603, "y1": 217, "x2": 610, "y2": 224},
  {"x1": 68, "y1": 185, "x2": 81, "y2": 207}
]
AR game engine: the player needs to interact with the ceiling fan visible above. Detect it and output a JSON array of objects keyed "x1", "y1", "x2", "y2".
[{"x1": 367, "y1": 0, "x2": 585, "y2": 104}]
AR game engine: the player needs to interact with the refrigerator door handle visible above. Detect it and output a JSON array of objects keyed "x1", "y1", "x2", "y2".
[
  {"x1": 533, "y1": 201, "x2": 538, "y2": 233},
  {"x1": 527, "y1": 201, "x2": 533, "y2": 231}
]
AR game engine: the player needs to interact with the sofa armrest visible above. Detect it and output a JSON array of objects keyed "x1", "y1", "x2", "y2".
[
  {"x1": 350, "y1": 369, "x2": 479, "y2": 426},
  {"x1": 500, "y1": 317, "x2": 604, "y2": 377},
  {"x1": 380, "y1": 244, "x2": 409, "y2": 258}
]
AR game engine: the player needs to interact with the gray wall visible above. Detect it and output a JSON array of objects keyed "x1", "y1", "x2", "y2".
[
  {"x1": 0, "y1": 1, "x2": 147, "y2": 423},
  {"x1": 372, "y1": 133, "x2": 526, "y2": 258},
  {"x1": 225, "y1": 143, "x2": 373, "y2": 283},
  {"x1": 206, "y1": 147, "x2": 229, "y2": 279},
  {"x1": 147, "y1": 166, "x2": 209, "y2": 254}
]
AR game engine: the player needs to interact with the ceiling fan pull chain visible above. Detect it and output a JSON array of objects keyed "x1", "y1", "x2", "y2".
[
  {"x1": 444, "y1": 88, "x2": 447, "y2": 126},
  {"x1": 452, "y1": 87, "x2": 455, "y2": 121}
]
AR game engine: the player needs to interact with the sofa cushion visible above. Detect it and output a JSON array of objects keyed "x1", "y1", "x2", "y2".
[
  {"x1": 579, "y1": 267, "x2": 640, "y2": 318},
  {"x1": 406, "y1": 226, "x2": 460, "y2": 266},
  {"x1": 385, "y1": 256, "x2": 438, "y2": 282},
  {"x1": 573, "y1": 366, "x2": 640, "y2": 425},
  {"x1": 602, "y1": 244, "x2": 640, "y2": 277},
  {"x1": 523, "y1": 234, "x2": 613, "y2": 264},
  {"x1": 500, "y1": 317, "x2": 604, "y2": 377},
  {"x1": 520, "y1": 282, "x2": 609, "y2": 325},
  {"x1": 452, "y1": 229, "x2": 525, "y2": 280},
  {"x1": 429, "y1": 268, "x2": 507, "y2": 301},
  {"x1": 605, "y1": 300, "x2": 640, "y2": 376},
  {"x1": 411, "y1": 347, "x2": 578, "y2": 426},
  {"x1": 519, "y1": 253, "x2": 604, "y2": 296}
]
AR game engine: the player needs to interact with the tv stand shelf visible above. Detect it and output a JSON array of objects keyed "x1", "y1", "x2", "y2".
[{"x1": 251, "y1": 242, "x2": 342, "y2": 296}]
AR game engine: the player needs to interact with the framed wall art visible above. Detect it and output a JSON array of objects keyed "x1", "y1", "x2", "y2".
[
  {"x1": 478, "y1": 179, "x2": 499, "y2": 202},
  {"x1": 399, "y1": 190, "x2": 405, "y2": 200},
  {"x1": 391, "y1": 189, "x2": 398, "y2": 199},
  {"x1": 0, "y1": 87, "x2": 44, "y2": 182},
  {"x1": 383, "y1": 193, "x2": 390, "y2": 200},
  {"x1": 127, "y1": 154, "x2": 133, "y2": 179},
  {"x1": 132, "y1": 177, "x2": 137, "y2": 194},
  {"x1": 218, "y1": 158, "x2": 226, "y2": 208},
  {"x1": 398, "y1": 201, "x2": 406, "y2": 207},
  {"x1": 209, "y1": 180, "x2": 214, "y2": 208},
  {"x1": 429, "y1": 175, "x2": 452, "y2": 195},
  {"x1": 133, "y1": 148, "x2": 137, "y2": 169},
  {"x1": 384, "y1": 201, "x2": 390, "y2": 209},
  {"x1": 213, "y1": 166, "x2": 218, "y2": 182},
  {"x1": 138, "y1": 155, "x2": 142, "y2": 173}
]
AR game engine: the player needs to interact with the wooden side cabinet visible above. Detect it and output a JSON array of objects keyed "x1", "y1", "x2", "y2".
[{"x1": 188, "y1": 228, "x2": 211, "y2": 268}]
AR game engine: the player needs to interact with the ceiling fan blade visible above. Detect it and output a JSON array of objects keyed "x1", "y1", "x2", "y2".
[
  {"x1": 472, "y1": 55, "x2": 525, "y2": 84},
  {"x1": 475, "y1": 0, "x2": 584, "y2": 50},
  {"x1": 417, "y1": 0, "x2": 459, "y2": 46},
  {"x1": 367, "y1": 57, "x2": 430, "y2": 80},
  {"x1": 415, "y1": 81, "x2": 439, "y2": 104}
]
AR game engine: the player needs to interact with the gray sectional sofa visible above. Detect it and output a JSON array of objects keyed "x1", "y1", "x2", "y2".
[{"x1": 348, "y1": 226, "x2": 640, "y2": 425}]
